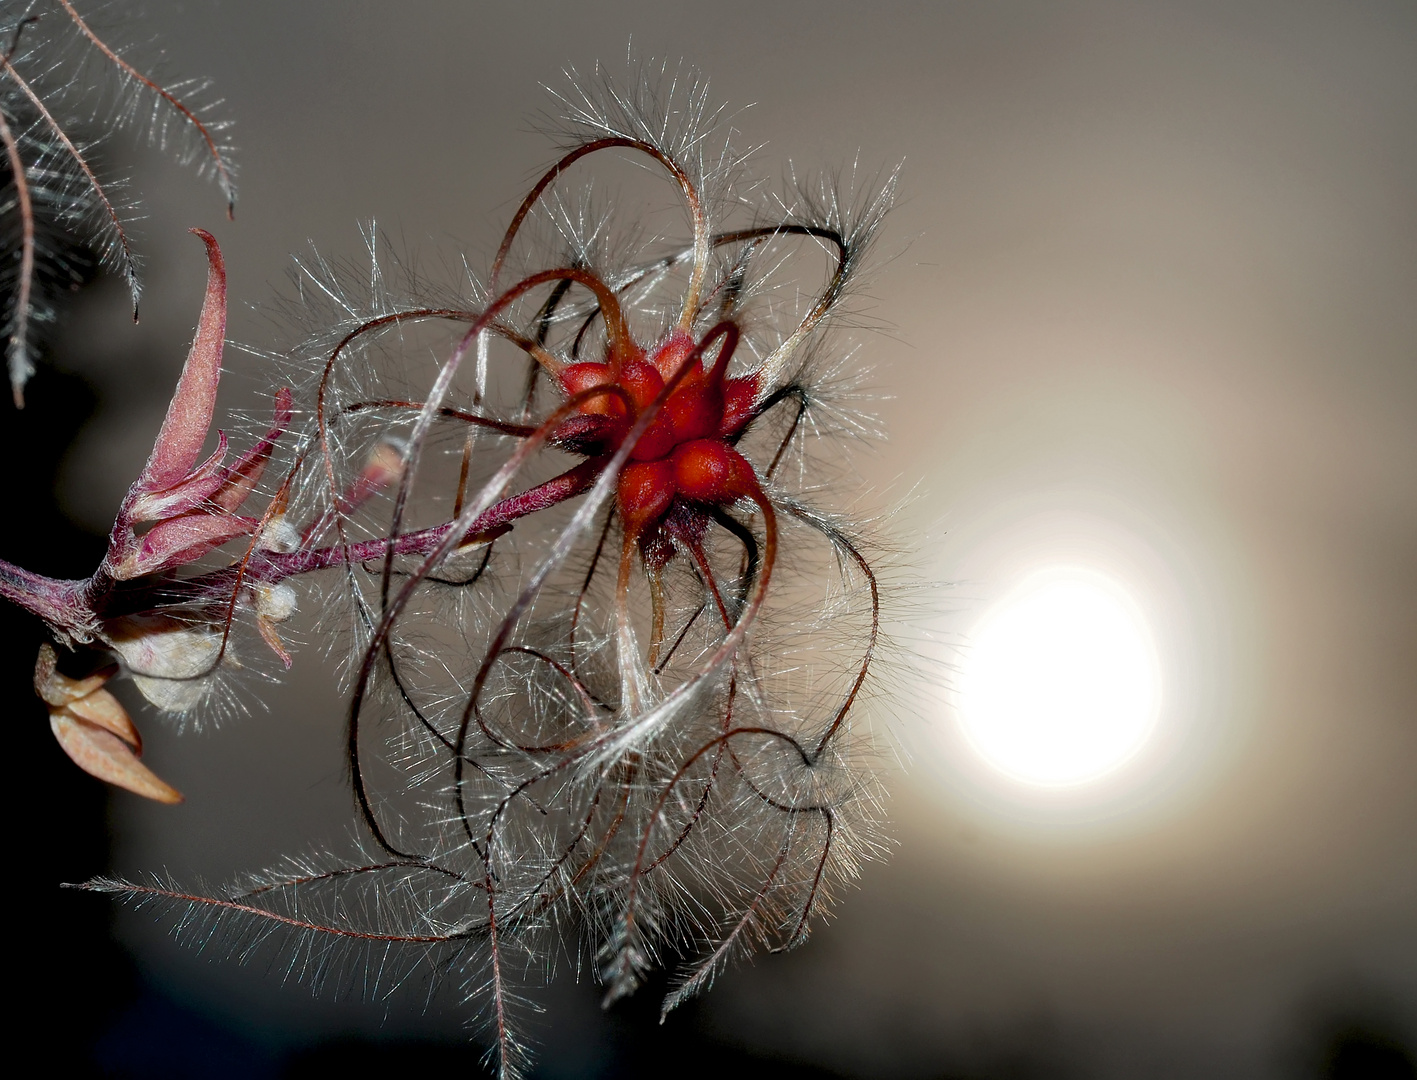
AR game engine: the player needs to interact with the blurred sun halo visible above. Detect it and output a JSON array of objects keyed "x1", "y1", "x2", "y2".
[{"x1": 959, "y1": 569, "x2": 1161, "y2": 786}]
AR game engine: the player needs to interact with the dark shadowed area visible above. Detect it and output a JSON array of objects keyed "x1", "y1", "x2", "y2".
[{"x1": 7, "y1": 1, "x2": 1414, "y2": 1077}]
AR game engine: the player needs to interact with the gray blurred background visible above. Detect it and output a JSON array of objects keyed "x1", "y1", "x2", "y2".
[{"x1": 12, "y1": 1, "x2": 1415, "y2": 1077}]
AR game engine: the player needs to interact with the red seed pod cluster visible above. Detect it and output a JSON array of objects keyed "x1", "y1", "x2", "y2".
[{"x1": 45, "y1": 68, "x2": 897, "y2": 1077}]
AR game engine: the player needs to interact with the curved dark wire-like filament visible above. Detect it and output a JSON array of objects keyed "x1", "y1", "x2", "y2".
[
  {"x1": 746, "y1": 384, "x2": 810, "y2": 480},
  {"x1": 347, "y1": 385, "x2": 631, "y2": 859},
  {"x1": 706, "y1": 506, "x2": 759, "y2": 624},
  {"x1": 604, "y1": 719, "x2": 807, "y2": 998},
  {"x1": 475, "y1": 644, "x2": 604, "y2": 753},
  {"x1": 499, "y1": 644, "x2": 608, "y2": 715},
  {"x1": 605, "y1": 671, "x2": 740, "y2": 999},
  {"x1": 568, "y1": 506, "x2": 615, "y2": 681},
  {"x1": 659, "y1": 829, "x2": 794, "y2": 1018},
  {"x1": 380, "y1": 613, "x2": 512, "y2": 839},
  {"x1": 487, "y1": 136, "x2": 710, "y2": 331},
  {"x1": 517, "y1": 276, "x2": 575, "y2": 421},
  {"x1": 1, "y1": 0, "x2": 246, "y2": 396},
  {"x1": 720, "y1": 739, "x2": 837, "y2": 952},
  {"x1": 555, "y1": 224, "x2": 849, "y2": 369},
  {"x1": 782, "y1": 503, "x2": 880, "y2": 758},
  {"x1": 652, "y1": 600, "x2": 706, "y2": 675}
]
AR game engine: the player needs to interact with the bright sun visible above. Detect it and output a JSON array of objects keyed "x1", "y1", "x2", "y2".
[{"x1": 958, "y1": 569, "x2": 1161, "y2": 787}]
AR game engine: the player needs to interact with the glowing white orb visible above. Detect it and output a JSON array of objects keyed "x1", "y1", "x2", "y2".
[{"x1": 959, "y1": 570, "x2": 1160, "y2": 786}]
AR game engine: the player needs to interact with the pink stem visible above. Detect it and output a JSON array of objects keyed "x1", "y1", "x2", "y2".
[
  {"x1": 258, "y1": 459, "x2": 602, "y2": 581},
  {"x1": 0, "y1": 559, "x2": 93, "y2": 633}
]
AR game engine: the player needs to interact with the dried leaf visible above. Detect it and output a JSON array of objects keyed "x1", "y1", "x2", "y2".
[
  {"x1": 49, "y1": 711, "x2": 182, "y2": 804},
  {"x1": 33, "y1": 643, "x2": 116, "y2": 707},
  {"x1": 66, "y1": 689, "x2": 141, "y2": 752}
]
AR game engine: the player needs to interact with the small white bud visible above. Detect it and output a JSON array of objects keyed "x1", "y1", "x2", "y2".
[
  {"x1": 253, "y1": 582, "x2": 297, "y2": 622},
  {"x1": 258, "y1": 514, "x2": 301, "y2": 554},
  {"x1": 106, "y1": 616, "x2": 223, "y2": 713}
]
